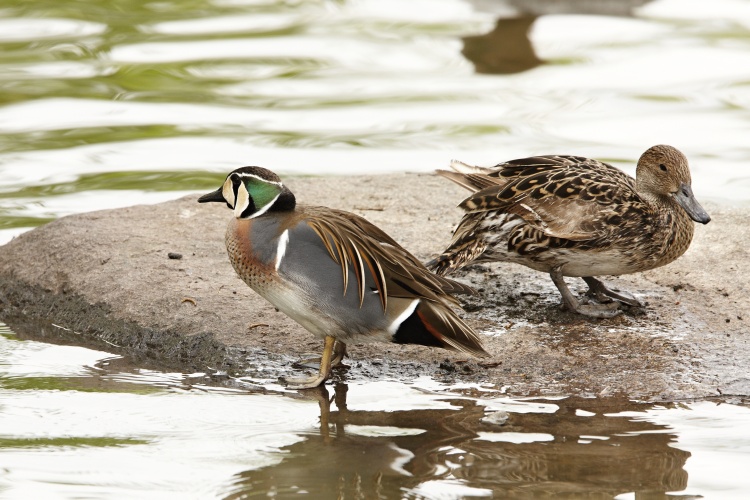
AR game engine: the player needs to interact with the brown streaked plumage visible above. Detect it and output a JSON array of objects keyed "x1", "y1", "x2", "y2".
[
  {"x1": 429, "y1": 145, "x2": 711, "y2": 318},
  {"x1": 199, "y1": 166, "x2": 487, "y2": 389}
]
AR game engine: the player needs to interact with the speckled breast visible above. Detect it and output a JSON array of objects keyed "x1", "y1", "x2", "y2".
[
  {"x1": 642, "y1": 208, "x2": 696, "y2": 271},
  {"x1": 224, "y1": 217, "x2": 278, "y2": 294}
]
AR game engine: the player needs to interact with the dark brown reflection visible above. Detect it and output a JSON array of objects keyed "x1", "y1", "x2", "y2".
[
  {"x1": 460, "y1": 0, "x2": 653, "y2": 74},
  {"x1": 462, "y1": 16, "x2": 542, "y2": 75},
  {"x1": 223, "y1": 384, "x2": 690, "y2": 499}
]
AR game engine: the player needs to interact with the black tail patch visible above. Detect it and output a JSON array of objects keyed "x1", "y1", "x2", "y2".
[{"x1": 392, "y1": 308, "x2": 445, "y2": 349}]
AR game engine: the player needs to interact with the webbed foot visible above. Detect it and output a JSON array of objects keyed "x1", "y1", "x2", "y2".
[
  {"x1": 583, "y1": 277, "x2": 643, "y2": 307},
  {"x1": 550, "y1": 268, "x2": 622, "y2": 319},
  {"x1": 283, "y1": 336, "x2": 339, "y2": 389},
  {"x1": 292, "y1": 341, "x2": 347, "y2": 369},
  {"x1": 574, "y1": 300, "x2": 622, "y2": 319},
  {"x1": 284, "y1": 372, "x2": 330, "y2": 390}
]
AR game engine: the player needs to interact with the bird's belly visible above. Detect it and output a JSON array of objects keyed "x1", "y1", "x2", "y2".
[
  {"x1": 261, "y1": 284, "x2": 341, "y2": 339},
  {"x1": 555, "y1": 249, "x2": 638, "y2": 277},
  {"x1": 259, "y1": 281, "x2": 393, "y2": 344},
  {"x1": 484, "y1": 243, "x2": 637, "y2": 277}
]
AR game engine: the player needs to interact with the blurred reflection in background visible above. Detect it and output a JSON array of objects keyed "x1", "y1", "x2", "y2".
[{"x1": 462, "y1": 0, "x2": 652, "y2": 74}]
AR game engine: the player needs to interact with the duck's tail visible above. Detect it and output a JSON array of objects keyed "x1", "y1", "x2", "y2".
[
  {"x1": 435, "y1": 160, "x2": 500, "y2": 192},
  {"x1": 392, "y1": 298, "x2": 487, "y2": 357}
]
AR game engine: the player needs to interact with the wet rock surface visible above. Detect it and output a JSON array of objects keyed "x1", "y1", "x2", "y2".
[{"x1": 0, "y1": 173, "x2": 747, "y2": 400}]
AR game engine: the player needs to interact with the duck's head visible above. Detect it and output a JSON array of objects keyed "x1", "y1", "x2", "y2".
[
  {"x1": 636, "y1": 145, "x2": 711, "y2": 224},
  {"x1": 198, "y1": 166, "x2": 296, "y2": 219}
]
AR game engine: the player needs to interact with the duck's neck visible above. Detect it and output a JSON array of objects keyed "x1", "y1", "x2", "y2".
[
  {"x1": 270, "y1": 190, "x2": 296, "y2": 213},
  {"x1": 649, "y1": 192, "x2": 695, "y2": 266}
]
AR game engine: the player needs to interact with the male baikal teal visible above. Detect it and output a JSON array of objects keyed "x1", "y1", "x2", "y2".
[
  {"x1": 199, "y1": 167, "x2": 487, "y2": 388},
  {"x1": 429, "y1": 145, "x2": 710, "y2": 318}
]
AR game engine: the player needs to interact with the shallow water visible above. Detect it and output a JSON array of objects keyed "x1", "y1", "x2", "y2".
[
  {"x1": 2, "y1": 322, "x2": 750, "y2": 499},
  {"x1": 1, "y1": 0, "x2": 750, "y2": 244}
]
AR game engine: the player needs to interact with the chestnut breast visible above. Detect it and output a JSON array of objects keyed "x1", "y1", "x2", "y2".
[{"x1": 224, "y1": 216, "x2": 282, "y2": 293}]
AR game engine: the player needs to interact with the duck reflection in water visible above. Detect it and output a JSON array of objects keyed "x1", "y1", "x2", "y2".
[
  {"x1": 461, "y1": 0, "x2": 653, "y2": 75},
  {"x1": 223, "y1": 384, "x2": 690, "y2": 499}
]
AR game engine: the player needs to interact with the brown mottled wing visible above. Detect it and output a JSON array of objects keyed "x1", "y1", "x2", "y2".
[
  {"x1": 425, "y1": 207, "x2": 490, "y2": 277},
  {"x1": 457, "y1": 156, "x2": 641, "y2": 241}
]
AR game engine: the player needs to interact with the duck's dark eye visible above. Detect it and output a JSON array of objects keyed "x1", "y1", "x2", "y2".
[{"x1": 659, "y1": 163, "x2": 667, "y2": 172}]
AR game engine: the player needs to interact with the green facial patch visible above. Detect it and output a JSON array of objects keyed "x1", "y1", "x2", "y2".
[{"x1": 245, "y1": 177, "x2": 282, "y2": 211}]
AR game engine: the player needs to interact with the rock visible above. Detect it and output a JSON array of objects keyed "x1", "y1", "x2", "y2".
[{"x1": 0, "y1": 173, "x2": 748, "y2": 399}]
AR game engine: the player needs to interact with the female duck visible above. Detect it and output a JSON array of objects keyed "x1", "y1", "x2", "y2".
[{"x1": 429, "y1": 145, "x2": 711, "y2": 318}]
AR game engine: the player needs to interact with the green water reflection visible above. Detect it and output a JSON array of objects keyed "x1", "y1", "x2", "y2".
[
  {"x1": 0, "y1": 375, "x2": 163, "y2": 394},
  {"x1": 0, "y1": 215, "x2": 56, "y2": 230},
  {"x1": 0, "y1": 125, "x2": 202, "y2": 154},
  {"x1": 0, "y1": 168, "x2": 226, "y2": 230},
  {"x1": 0, "y1": 171, "x2": 225, "y2": 198},
  {"x1": 0, "y1": 436, "x2": 149, "y2": 450}
]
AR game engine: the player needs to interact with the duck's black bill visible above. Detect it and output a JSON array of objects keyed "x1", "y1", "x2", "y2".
[
  {"x1": 198, "y1": 188, "x2": 225, "y2": 204},
  {"x1": 674, "y1": 183, "x2": 711, "y2": 224}
]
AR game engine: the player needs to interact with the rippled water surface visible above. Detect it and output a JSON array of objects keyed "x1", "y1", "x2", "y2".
[
  {"x1": 1, "y1": 323, "x2": 750, "y2": 499},
  {"x1": 2, "y1": 2, "x2": 750, "y2": 497},
  {"x1": 1, "y1": 0, "x2": 750, "y2": 244}
]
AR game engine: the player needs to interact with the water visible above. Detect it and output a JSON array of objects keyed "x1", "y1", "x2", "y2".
[
  {"x1": 2, "y1": 1, "x2": 750, "y2": 497},
  {"x1": 1, "y1": 323, "x2": 750, "y2": 499},
  {"x1": 1, "y1": 0, "x2": 750, "y2": 245}
]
